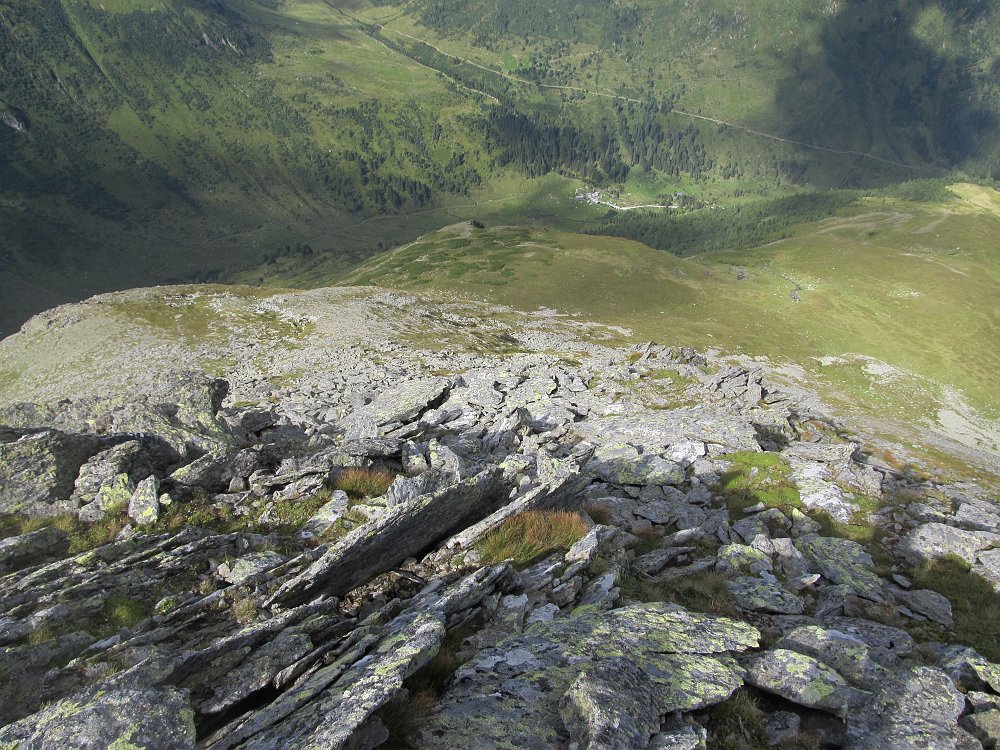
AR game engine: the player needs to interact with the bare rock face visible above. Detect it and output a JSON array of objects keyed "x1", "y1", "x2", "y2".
[{"x1": 0, "y1": 288, "x2": 997, "y2": 750}]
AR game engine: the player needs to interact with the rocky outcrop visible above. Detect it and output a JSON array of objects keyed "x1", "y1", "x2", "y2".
[{"x1": 0, "y1": 290, "x2": 999, "y2": 749}]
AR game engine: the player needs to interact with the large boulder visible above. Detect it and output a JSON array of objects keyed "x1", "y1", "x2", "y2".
[{"x1": 0, "y1": 428, "x2": 99, "y2": 515}]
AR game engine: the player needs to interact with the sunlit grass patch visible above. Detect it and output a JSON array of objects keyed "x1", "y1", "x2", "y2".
[{"x1": 477, "y1": 511, "x2": 590, "y2": 568}]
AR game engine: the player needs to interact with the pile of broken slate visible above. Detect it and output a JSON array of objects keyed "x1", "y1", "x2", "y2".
[{"x1": 1, "y1": 343, "x2": 1000, "y2": 749}]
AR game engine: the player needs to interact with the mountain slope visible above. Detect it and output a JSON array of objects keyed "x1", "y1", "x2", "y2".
[{"x1": 343, "y1": 183, "x2": 1000, "y2": 465}]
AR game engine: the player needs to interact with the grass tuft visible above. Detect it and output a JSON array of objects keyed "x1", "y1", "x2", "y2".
[
  {"x1": 332, "y1": 467, "x2": 396, "y2": 499},
  {"x1": 910, "y1": 554, "x2": 1000, "y2": 662},
  {"x1": 477, "y1": 511, "x2": 590, "y2": 568}
]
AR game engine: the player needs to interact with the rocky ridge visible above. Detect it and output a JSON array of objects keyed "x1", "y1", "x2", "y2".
[{"x1": 0, "y1": 286, "x2": 999, "y2": 749}]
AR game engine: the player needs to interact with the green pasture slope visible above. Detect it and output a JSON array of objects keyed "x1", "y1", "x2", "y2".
[
  {"x1": 0, "y1": 0, "x2": 511, "y2": 334},
  {"x1": 5, "y1": 0, "x2": 1000, "y2": 339},
  {"x1": 344, "y1": 183, "x2": 1000, "y2": 471}
]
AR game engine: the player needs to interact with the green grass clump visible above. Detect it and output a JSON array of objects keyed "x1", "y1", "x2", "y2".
[
  {"x1": 717, "y1": 452, "x2": 802, "y2": 519},
  {"x1": 910, "y1": 554, "x2": 1000, "y2": 662},
  {"x1": 332, "y1": 467, "x2": 396, "y2": 500},
  {"x1": 704, "y1": 689, "x2": 769, "y2": 750},
  {"x1": 0, "y1": 503, "x2": 130, "y2": 554},
  {"x1": 477, "y1": 511, "x2": 590, "y2": 569},
  {"x1": 95, "y1": 594, "x2": 152, "y2": 637}
]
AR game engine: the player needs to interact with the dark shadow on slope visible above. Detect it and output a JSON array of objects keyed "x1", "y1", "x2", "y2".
[{"x1": 769, "y1": 0, "x2": 998, "y2": 183}]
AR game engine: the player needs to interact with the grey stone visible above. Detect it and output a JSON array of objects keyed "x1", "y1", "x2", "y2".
[
  {"x1": 0, "y1": 684, "x2": 197, "y2": 749},
  {"x1": 0, "y1": 527, "x2": 70, "y2": 575},
  {"x1": 795, "y1": 535, "x2": 887, "y2": 602},
  {"x1": 775, "y1": 625, "x2": 891, "y2": 690},
  {"x1": 128, "y1": 475, "x2": 161, "y2": 526},
  {"x1": 845, "y1": 667, "x2": 964, "y2": 750},
  {"x1": 728, "y1": 576, "x2": 805, "y2": 614},
  {"x1": 298, "y1": 489, "x2": 350, "y2": 540},
  {"x1": 787, "y1": 459, "x2": 858, "y2": 523},
  {"x1": 586, "y1": 443, "x2": 685, "y2": 486},
  {"x1": 940, "y1": 646, "x2": 1000, "y2": 693},
  {"x1": 71, "y1": 440, "x2": 142, "y2": 507},
  {"x1": 900, "y1": 523, "x2": 1000, "y2": 568},
  {"x1": 745, "y1": 648, "x2": 859, "y2": 716},
  {"x1": 269, "y1": 469, "x2": 508, "y2": 605},
  {"x1": 559, "y1": 657, "x2": 663, "y2": 750},
  {"x1": 218, "y1": 551, "x2": 287, "y2": 585},
  {"x1": 416, "y1": 603, "x2": 758, "y2": 750},
  {"x1": 765, "y1": 711, "x2": 801, "y2": 746},
  {"x1": 961, "y1": 709, "x2": 1000, "y2": 748},
  {"x1": 894, "y1": 587, "x2": 954, "y2": 628},
  {"x1": 0, "y1": 428, "x2": 99, "y2": 515}
]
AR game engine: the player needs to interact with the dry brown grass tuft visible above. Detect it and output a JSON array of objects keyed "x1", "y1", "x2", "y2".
[
  {"x1": 477, "y1": 511, "x2": 590, "y2": 568},
  {"x1": 332, "y1": 467, "x2": 396, "y2": 499}
]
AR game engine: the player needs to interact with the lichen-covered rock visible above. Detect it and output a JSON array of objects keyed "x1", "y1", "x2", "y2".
[
  {"x1": 940, "y1": 646, "x2": 1000, "y2": 693},
  {"x1": 0, "y1": 684, "x2": 197, "y2": 749},
  {"x1": 416, "y1": 603, "x2": 758, "y2": 749},
  {"x1": 728, "y1": 576, "x2": 805, "y2": 614},
  {"x1": 574, "y1": 410, "x2": 762, "y2": 456},
  {"x1": 70, "y1": 439, "x2": 142, "y2": 508},
  {"x1": 342, "y1": 377, "x2": 451, "y2": 438},
  {"x1": 269, "y1": 468, "x2": 508, "y2": 605},
  {"x1": 900, "y1": 523, "x2": 1000, "y2": 567},
  {"x1": 894, "y1": 587, "x2": 954, "y2": 628},
  {"x1": 744, "y1": 648, "x2": 860, "y2": 716},
  {"x1": 962, "y1": 709, "x2": 1000, "y2": 748},
  {"x1": 774, "y1": 626, "x2": 890, "y2": 690},
  {"x1": 0, "y1": 370, "x2": 232, "y2": 459},
  {"x1": 845, "y1": 667, "x2": 964, "y2": 749},
  {"x1": 128, "y1": 474, "x2": 161, "y2": 525},
  {"x1": 559, "y1": 657, "x2": 664, "y2": 750},
  {"x1": 217, "y1": 551, "x2": 287, "y2": 585},
  {"x1": 795, "y1": 535, "x2": 887, "y2": 602},
  {"x1": 214, "y1": 609, "x2": 445, "y2": 750},
  {"x1": 0, "y1": 428, "x2": 99, "y2": 515},
  {"x1": 786, "y1": 458, "x2": 858, "y2": 523},
  {"x1": 716, "y1": 543, "x2": 772, "y2": 575}
]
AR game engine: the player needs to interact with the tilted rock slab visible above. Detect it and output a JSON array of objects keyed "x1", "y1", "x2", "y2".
[
  {"x1": 416, "y1": 603, "x2": 759, "y2": 750},
  {"x1": 269, "y1": 468, "x2": 508, "y2": 606}
]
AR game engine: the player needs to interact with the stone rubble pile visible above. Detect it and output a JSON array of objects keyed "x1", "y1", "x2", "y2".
[{"x1": 0, "y1": 313, "x2": 999, "y2": 749}]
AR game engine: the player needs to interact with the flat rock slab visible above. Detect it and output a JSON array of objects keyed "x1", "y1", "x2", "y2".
[
  {"x1": 900, "y1": 522, "x2": 1000, "y2": 566},
  {"x1": 344, "y1": 377, "x2": 450, "y2": 435},
  {"x1": 774, "y1": 625, "x2": 890, "y2": 690},
  {"x1": 586, "y1": 443, "x2": 685, "y2": 486},
  {"x1": 417, "y1": 603, "x2": 759, "y2": 750},
  {"x1": 0, "y1": 685, "x2": 197, "y2": 749},
  {"x1": 728, "y1": 576, "x2": 805, "y2": 614},
  {"x1": 845, "y1": 667, "x2": 965, "y2": 750},
  {"x1": 745, "y1": 648, "x2": 859, "y2": 716},
  {"x1": 574, "y1": 409, "x2": 762, "y2": 455}
]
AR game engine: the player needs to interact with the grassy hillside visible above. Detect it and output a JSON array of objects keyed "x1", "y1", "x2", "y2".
[
  {"x1": 4, "y1": 0, "x2": 1000, "y2": 338},
  {"x1": 344, "y1": 183, "x2": 1000, "y2": 461},
  {"x1": 0, "y1": 0, "x2": 509, "y2": 334}
]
